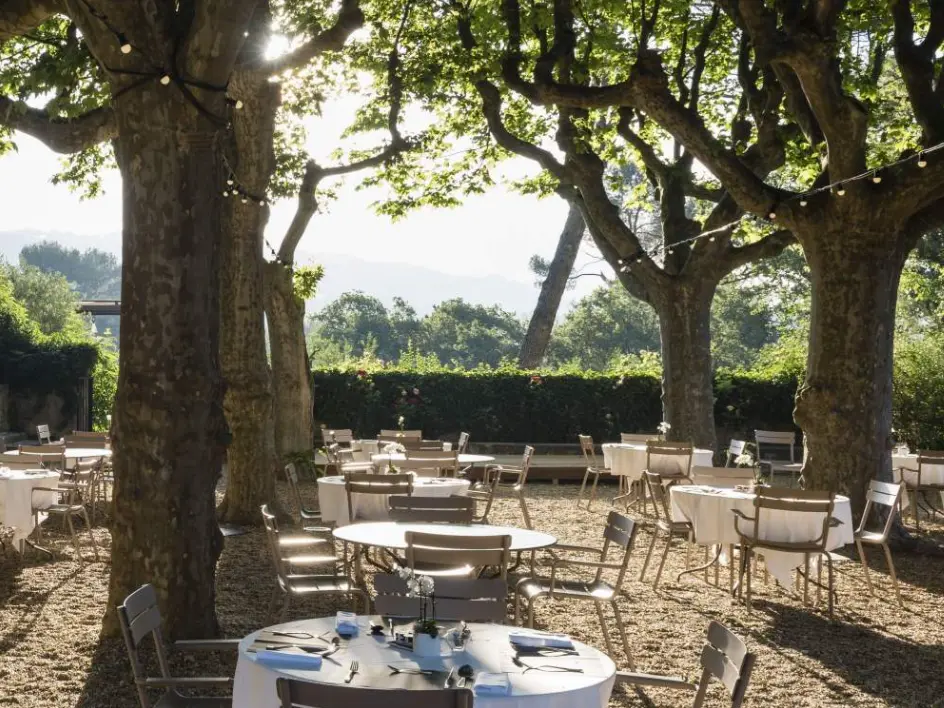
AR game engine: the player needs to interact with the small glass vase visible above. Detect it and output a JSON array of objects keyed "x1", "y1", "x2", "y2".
[{"x1": 412, "y1": 629, "x2": 443, "y2": 657}]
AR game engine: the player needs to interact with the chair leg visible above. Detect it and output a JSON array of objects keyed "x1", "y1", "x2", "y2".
[
  {"x1": 266, "y1": 587, "x2": 282, "y2": 622},
  {"x1": 745, "y1": 549, "x2": 753, "y2": 611},
  {"x1": 611, "y1": 600, "x2": 636, "y2": 670},
  {"x1": 513, "y1": 587, "x2": 521, "y2": 625},
  {"x1": 81, "y1": 508, "x2": 99, "y2": 561},
  {"x1": 577, "y1": 468, "x2": 590, "y2": 506},
  {"x1": 587, "y1": 471, "x2": 600, "y2": 511},
  {"x1": 65, "y1": 514, "x2": 81, "y2": 564},
  {"x1": 882, "y1": 542, "x2": 904, "y2": 607},
  {"x1": 855, "y1": 538, "x2": 874, "y2": 596},
  {"x1": 518, "y1": 493, "x2": 532, "y2": 530},
  {"x1": 803, "y1": 554, "x2": 810, "y2": 605},
  {"x1": 594, "y1": 602, "x2": 616, "y2": 659},
  {"x1": 640, "y1": 528, "x2": 659, "y2": 581},
  {"x1": 279, "y1": 594, "x2": 291, "y2": 623},
  {"x1": 825, "y1": 554, "x2": 834, "y2": 617},
  {"x1": 653, "y1": 533, "x2": 673, "y2": 589},
  {"x1": 527, "y1": 599, "x2": 536, "y2": 628}
]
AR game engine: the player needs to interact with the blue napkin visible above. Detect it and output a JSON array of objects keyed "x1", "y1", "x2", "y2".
[
  {"x1": 508, "y1": 629, "x2": 575, "y2": 649},
  {"x1": 336, "y1": 611, "x2": 358, "y2": 636},
  {"x1": 474, "y1": 672, "x2": 511, "y2": 696},
  {"x1": 256, "y1": 649, "x2": 323, "y2": 670}
]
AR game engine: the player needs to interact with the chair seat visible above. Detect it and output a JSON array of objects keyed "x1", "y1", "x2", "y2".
[
  {"x1": 739, "y1": 537, "x2": 823, "y2": 553},
  {"x1": 283, "y1": 553, "x2": 338, "y2": 567},
  {"x1": 278, "y1": 535, "x2": 331, "y2": 549},
  {"x1": 155, "y1": 692, "x2": 232, "y2": 708},
  {"x1": 518, "y1": 577, "x2": 616, "y2": 601},
  {"x1": 656, "y1": 519, "x2": 692, "y2": 535},
  {"x1": 340, "y1": 462, "x2": 374, "y2": 472},
  {"x1": 43, "y1": 503, "x2": 86, "y2": 514},
  {"x1": 282, "y1": 574, "x2": 358, "y2": 594}
]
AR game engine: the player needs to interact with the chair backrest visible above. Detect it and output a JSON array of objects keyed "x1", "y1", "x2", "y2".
[
  {"x1": 644, "y1": 471, "x2": 673, "y2": 522},
  {"x1": 405, "y1": 531, "x2": 511, "y2": 579},
  {"x1": 65, "y1": 432, "x2": 109, "y2": 446},
  {"x1": 277, "y1": 678, "x2": 473, "y2": 708},
  {"x1": 70, "y1": 457, "x2": 102, "y2": 496},
  {"x1": 578, "y1": 434, "x2": 600, "y2": 468},
  {"x1": 373, "y1": 573, "x2": 507, "y2": 622},
  {"x1": 725, "y1": 439, "x2": 748, "y2": 467},
  {"x1": 261, "y1": 504, "x2": 291, "y2": 581},
  {"x1": 646, "y1": 441, "x2": 693, "y2": 480},
  {"x1": 18, "y1": 444, "x2": 65, "y2": 469},
  {"x1": 0, "y1": 453, "x2": 41, "y2": 470},
  {"x1": 690, "y1": 466, "x2": 754, "y2": 488},
  {"x1": 856, "y1": 479, "x2": 904, "y2": 539},
  {"x1": 388, "y1": 495, "x2": 474, "y2": 523},
  {"x1": 283, "y1": 462, "x2": 314, "y2": 520},
  {"x1": 325, "y1": 428, "x2": 354, "y2": 445},
  {"x1": 621, "y1": 433, "x2": 656, "y2": 443},
  {"x1": 402, "y1": 450, "x2": 458, "y2": 478},
  {"x1": 36, "y1": 423, "x2": 51, "y2": 444},
  {"x1": 456, "y1": 431, "x2": 470, "y2": 454},
  {"x1": 917, "y1": 450, "x2": 944, "y2": 480},
  {"x1": 692, "y1": 621, "x2": 755, "y2": 708},
  {"x1": 379, "y1": 429, "x2": 423, "y2": 439},
  {"x1": 345, "y1": 472, "x2": 413, "y2": 524},
  {"x1": 117, "y1": 584, "x2": 172, "y2": 708},
  {"x1": 754, "y1": 430, "x2": 796, "y2": 463},
  {"x1": 599, "y1": 511, "x2": 637, "y2": 590},
  {"x1": 745, "y1": 487, "x2": 835, "y2": 548},
  {"x1": 517, "y1": 445, "x2": 535, "y2": 485}
]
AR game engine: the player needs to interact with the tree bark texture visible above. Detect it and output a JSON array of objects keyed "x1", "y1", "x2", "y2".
[
  {"x1": 794, "y1": 228, "x2": 908, "y2": 515},
  {"x1": 655, "y1": 281, "x2": 718, "y2": 452},
  {"x1": 518, "y1": 202, "x2": 584, "y2": 368},
  {"x1": 265, "y1": 261, "x2": 314, "y2": 457},
  {"x1": 105, "y1": 92, "x2": 225, "y2": 638},
  {"x1": 218, "y1": 69, "x2": 281, "y2": 525}
]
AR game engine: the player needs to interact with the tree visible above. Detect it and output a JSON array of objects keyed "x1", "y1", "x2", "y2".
[
  {"x1": 518, "y1": 201, "x2": 585, "y2": 367},
  {"x1": 310, "y1": 291, "x2": 398, "y2": 360},
  {"x1": 420, "y1": 298, "x2": 525, "y2": 368},
  {"x1": 2, "y1": 262, "x2": 90, "y2": 338},
  {"x1": 547, "y1": 283, "x2": 661, "y2": 370}
]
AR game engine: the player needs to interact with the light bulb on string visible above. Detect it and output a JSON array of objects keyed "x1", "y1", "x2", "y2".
[
  {"x1": 117, "y1": 33, "x2": 132, "y2": 54},
  {"x1": 222, "y1": 190, "x2": 229, "y2": 197},
  {"x1": 667, "y1": 248, "x2": 675, "y2": 255},
  {"x1": 226, "y1": 178, "x2": 234, "y2": 186},
  {"x1": 160, "y1": 73, "x2": 171, "y2": 86},
  {"x1": 241, "y1": 197, "x2": 248, "y2": 204},
  {"x1": 708, "y1": 236, "x2": 716, "y2": 242},
  {"x1": 258, "y1": 200, "x2": 266, "y2": 206},
  {"x1": 768, "y1": 210, "x2": 777, "y2": 220},
  {"x1": 799, "y1": 198, "x2": 808, "y2": 206},
  {"x1": 835, "y1": 183, "x2": 846, "y2": 196},
  {"x1": 871, "y1": 170, "x2": 882, "y2": 184},
  {"x1": 918, "y1": 152, "x2": 928, "y2": 168}
]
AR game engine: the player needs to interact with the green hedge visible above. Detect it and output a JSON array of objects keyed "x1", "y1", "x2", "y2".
[{"x1": 312, "y1": 369, "x2": 800, "y2": 444}]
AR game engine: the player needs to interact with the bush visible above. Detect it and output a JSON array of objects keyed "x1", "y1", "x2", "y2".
[{"x1": 894, "y1": 333, "x2": 944, "y2": 450}]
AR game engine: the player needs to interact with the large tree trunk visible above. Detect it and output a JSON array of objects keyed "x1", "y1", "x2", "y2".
[
  {"x1": 218, "y1": 70, "x2": 281, "y2": 524},
  {"x1": 104, "y1": 94, "x2": 225, "y2": 638},
  {"x1": 265, "y1": 261, "x2": 313, "y2": 457},
  {"x1": 519, "y1": 202, "x2": 584, "y2": 367},
  {"x1": 794, "y1": 229, "x2": 907, "y2": 516},
  {"x1": 657, "y1": 281, "x2": 718, "y2": 452}
]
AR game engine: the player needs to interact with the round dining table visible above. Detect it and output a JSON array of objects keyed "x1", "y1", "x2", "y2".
[
  {"x1": 0, "y1": 468, "x2": 60, "y2": 549},
  {"x1": 318, "y1": 476, "x2": 471, "y2": 526},
  {"x1": 370, "y1": 453, "x2": 495, "y2": 468},
  {"x1": 601, "y1": 443, "x2": 713, "y2": 481},
  {"x1": 669, "y1": 485, "x2": 853, "y2": 587},
  {"x1": 333, "y1": 521, "x2": 557, "y2": 553},
  {"x1": 232, "y1": 616, "x2": 616, "y2": 708}
]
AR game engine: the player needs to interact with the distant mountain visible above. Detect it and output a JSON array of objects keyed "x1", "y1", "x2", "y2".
[{"x1": 1, "y1": 230, "x2": 578, "y2": 318}]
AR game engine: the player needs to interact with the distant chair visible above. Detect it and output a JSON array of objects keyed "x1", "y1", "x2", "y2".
[
  {"x1": 854, "y1": 480, "x2": 905, "y2": 606},
  {"x1": 374, "y1": 573, "x2": 506, "y2": 622},
  {"x1": 276, "y1": 679, "x2": 472, "y2": 708},
  {"x1": 639, "y1": 471, "x2": 694, "y2": 589},
  {"x1": 405, "y1": 530, "x2": 511, "y2": 579},
  {"x1": 754, "y1": 430, "x2": 799, "y2": 485},
  {"x1": 614, "y1": 621, "x2": 755, "y2": 708},
  {"x1": 324, "y1": 428, "x2": 355, "y2": 447},
  {"x1": 117, "y1": 583, "x2": 238, "y2": 708},
  {"x1": 283, "y1": 462, "x2": 332, "y2": 534},
  {"x1": 464, "y1": 470, "x2": 500, "y2": 523},
  {"x1": 36, "y1": 423, "x2": 52, "y2": 445},
  {"x1": 515, "y1": 511, "x2": 638, "y2": 666},
  {"x1": 18, "y1": 443, "x2": 65, "y2": 470},
  {"x1": 31, "y1": 471, "x2": 100, "y2": 563},
  {"x1": 900, "y1": 450, "x2": 944, "y2": 530},
  {"x1": 401, "y1": 449, "x2": 458, "y2": 478},
  {"x1": 260, "y1": 505, "x2": 366, "y2": 622},
  {"x1": 379, "y1": 429, "x2": 422, "y2": 439},
  {"x1": 324, "y1": 443, "x2": 373, "y2": 476},
  {"x1": 388, "y1": 495, "x2": 474, "y2": 524},
  {"x1": 65, "y1": 431, "x2": 109, "y2": 447},
  {"x1": 733, "y1": 487, "x2": 841, "y2": 616},
  {"x1": 645, "y1": 441, "x2": 694, "y2": 485},
  {"x1": 690, "y1": 466, "x2": 755, "y2": 488},
  {"x1": 483, "y1": 445, "x2": 535, "y2": 528},
  {"x1": 456, "y1": 431, "x2": 470, "y2": 454},
  {"x1": 621, "y1": 433, "x2": 656, "y2": 443},
  {"x1": 725, "y1": 439, "x2": 749, "y2": 467},
  {"x1": 577, "y1": 434, "x2": 608, "y2": 510},
  {"x1": 0, "y1": 452, "x2": 39, "y2": 470}
]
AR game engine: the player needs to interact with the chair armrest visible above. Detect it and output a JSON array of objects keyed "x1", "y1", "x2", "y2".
[
  {"x1": 731, "y1": 509, "x2": 755, "y2": 538},
  {"x1": 828, "y1": 516, "x2": 843, "y2": 528},
  {"x1": 31, "y1": 486, "x2": 67, "y2": 494},
  {"x1": 140, "y1": 677, "x2": 233, "y2": 688},
  {"x1": 551, "y1": 557, "x2": 623, "y2": 571},
  {"x1": 614, "y1": 671, "x2": 697, "y2": 691},
  {"x1": 174, "y1": 638, "x2": 241, "y2": 652},
  {"x1": 550, "y1": 543, "x2": 604, "y2": 557}
]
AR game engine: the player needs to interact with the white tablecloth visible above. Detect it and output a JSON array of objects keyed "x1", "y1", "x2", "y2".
[
  {"x1": 333, "y1": 522, "x2": 556, "y2": 553},
  {"x1": 7, "y1": 447, "x2": 111, "y2": 459},
  {"x1": 318, "y1": 477, "x2": 470, "y2": 526},
  {"x1": 233, "y1": 617, "x2": 615, "y2": 708},
  {"x1": 352, "y1": 440, "x2": 452, "y2": 462},
  {"x1": 601, "y1": 444, "x2": 714, "y2": 481},
  {"x1": 0, "y1": 469, "x2": 60, "y2": 547},
  {"x1": 892, "y1": 454, "x2": 944, "y2": 485},
  {"x1": 371, "y1": 453, "x2": 494, "y2": 469},
  {"x1": 670, "y1": 485, "x2": 853, "y2": 587}
]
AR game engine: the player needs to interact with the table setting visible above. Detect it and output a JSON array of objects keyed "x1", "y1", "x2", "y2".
[
  {"x1": 233, "y1": 614, "x2": 616, "y2": 708},
  {"x1": 0, "y1": 467, "x2": 60, "y2": 550},
  {"x1": 317, "y1": 475, "x2": 471, "y2": 526}
]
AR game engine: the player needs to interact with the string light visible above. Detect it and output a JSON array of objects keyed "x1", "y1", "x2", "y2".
[
  {"x1": 160, "y1": 73, "x2": 171, "y2": 85},
  {"x1": 117, "y1": 33, "x2": 132, "y2": 53},
  {"x1": 835, "y1": 183, "x2": 846, "y2": 196},
  {"x1": 871, "y1": 170, "x2": 882, "y2": 184},
  {"x1": 918, "y1": 152, "x2": 928, "y2": 168},
  {"x1": 768, "y1": 210, "x2": 777, "y2": 219},
  {"x1": 799, "y1": 198, "x2": 808, "y2": 206}
]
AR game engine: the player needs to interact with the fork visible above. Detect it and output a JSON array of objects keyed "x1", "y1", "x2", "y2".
[{"x1": 344, "y1": 660, "x2": 359, "y2": 683}]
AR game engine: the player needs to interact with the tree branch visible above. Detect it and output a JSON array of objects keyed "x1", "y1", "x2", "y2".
[
  {"x1": 0, "y1": 0, "x2": 61, "y2": 41},
  {"x1": 722, "y1": 228, "x2": 795, "y2": 274},
  {"x1": 0, "y1": 96, "x2": 115, "y2": 152},
  {"x1": 263, "y1": 0, "x2": 364, "y2": 74},
  {"x1": 892, "y1": 0, "x2": 944, "y2": 144}
]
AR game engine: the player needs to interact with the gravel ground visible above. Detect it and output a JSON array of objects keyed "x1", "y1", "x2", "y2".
[{"x1": 1, "y1": 480, "x2": 943, "y2": 707}]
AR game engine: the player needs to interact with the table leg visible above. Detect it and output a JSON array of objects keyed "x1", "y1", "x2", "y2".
[{"x1": 676, "y1": 544, "x2": 723, "y2": 584}]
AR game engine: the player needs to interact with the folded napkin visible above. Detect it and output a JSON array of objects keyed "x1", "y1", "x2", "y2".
[
  {"x1": 473, "y1": 672, "x2": 511, "y2": 696},
  {"x1": 336, "y1": 611, "x2": 358, "y2": 636},
  {"x1": 256, "y1": 648, "x2": 323, "y2": 670},
  {"x1": 508, "y1": 629, "x2": 574, "y2": 649}
]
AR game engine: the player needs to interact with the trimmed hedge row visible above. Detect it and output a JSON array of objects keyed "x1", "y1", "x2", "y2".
[{"x1": 312, "y1": 369, "x2": 800, "y2": 444}]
